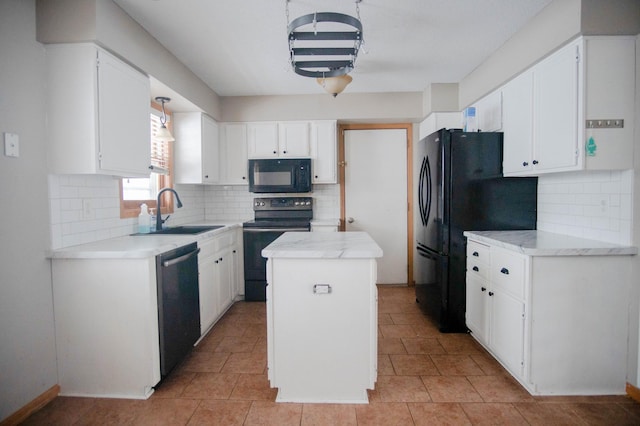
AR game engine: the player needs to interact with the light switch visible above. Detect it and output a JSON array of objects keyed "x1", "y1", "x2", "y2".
[{"x1": 4, "y1": 132, "x2": 19, "y2": 158}]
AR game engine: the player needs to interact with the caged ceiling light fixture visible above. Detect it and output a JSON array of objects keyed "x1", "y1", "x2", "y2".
[
  {"x1": 286, "y1": 0, "x2": 364, "y2": 97},
  {"x1": 154, "y1": 96, "x2": 175, "y2": 142}
]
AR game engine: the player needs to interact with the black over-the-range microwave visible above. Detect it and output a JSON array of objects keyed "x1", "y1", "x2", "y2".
[{"x1": 248, "y1": 158, "x2": 312, "y2": 193}]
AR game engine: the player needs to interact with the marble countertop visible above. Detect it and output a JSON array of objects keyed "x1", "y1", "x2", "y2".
[
  {"x1": 464, "y1": 230, "x2": 638, "y2": 256},
  {"x1": 49, "y1": 222, "x2": 242, "y2": 259},
  {"x1": 262, "y1": 231, "x2": 383, "y2": 259},
  {"x1": 310, "y1": 219, "x2": 340, "y2": 226}
]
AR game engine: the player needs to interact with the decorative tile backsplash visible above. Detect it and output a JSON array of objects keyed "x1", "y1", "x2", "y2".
[{"x1": 536, "y1": 170, "x2": 633, "y2": 245}]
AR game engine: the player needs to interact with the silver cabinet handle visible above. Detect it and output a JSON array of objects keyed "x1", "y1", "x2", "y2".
[
  {"x1": 162, "y1": 248, "x2": 200, "y2": 267},
  {"x1": 347, "y1": 217, "x2": 354, "y2": 223}
]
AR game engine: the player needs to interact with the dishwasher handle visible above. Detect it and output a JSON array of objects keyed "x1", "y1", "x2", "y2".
[
  {"x1": 243, "y1": 228, "x2": 309, "y2": 233},
  {"x1": 162, "y1": 248, "x2": 200, "y2": 268}
]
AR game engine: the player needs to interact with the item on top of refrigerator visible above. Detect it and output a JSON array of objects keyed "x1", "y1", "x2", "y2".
[{"x1": 463, "y1": 107, "x2": 477, "y2": 132}]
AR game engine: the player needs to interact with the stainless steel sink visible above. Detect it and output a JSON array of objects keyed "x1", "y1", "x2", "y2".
[{"x1": 135, "y1": 225, "x2": 224, "y2": 235}]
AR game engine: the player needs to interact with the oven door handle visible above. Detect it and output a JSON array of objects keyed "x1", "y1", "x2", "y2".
[{"x1": 243, "y1": 228, "x2": 309, "y2": 232}]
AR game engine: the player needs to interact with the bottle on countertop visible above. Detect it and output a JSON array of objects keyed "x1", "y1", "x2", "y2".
[{"x1": 138, "y1": 203, "x2": 151, "y2": 234}]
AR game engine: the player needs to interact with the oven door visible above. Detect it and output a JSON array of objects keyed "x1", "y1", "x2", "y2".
[{"x1": 243, "y1": 227, "x2": 309, "y2": 301}]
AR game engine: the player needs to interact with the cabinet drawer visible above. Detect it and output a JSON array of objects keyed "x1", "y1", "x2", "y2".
[
  {"x1": 491, "y1": 248, "x2": 526, "y2": 299},
  {"x1": 467, "y1": 257, "x2": 489, "y2": 281},
  {"x1": 467, "y1": 240, "x2": 490, "y2": 265},
  {"x1": 198, "y1": 239, "x2": 218, "y2": 259}
]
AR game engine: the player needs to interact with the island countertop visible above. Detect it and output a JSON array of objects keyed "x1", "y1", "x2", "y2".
[
  {"x1": 464, "y1": 230, "x2": 637, "y2": 256},
  {"x1": 262, "y1": 231, "x2": 383, "y2": 259}
]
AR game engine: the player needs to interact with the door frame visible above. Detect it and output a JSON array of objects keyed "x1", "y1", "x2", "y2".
[{"x1": 338, "y1": 123, "x2": 414, "y2": 286}]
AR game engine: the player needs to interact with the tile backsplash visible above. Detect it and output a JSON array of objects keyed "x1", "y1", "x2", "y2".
[
  {"x1": 536, "y1": 169, "x2": 633, "y2": 245},
  {"x1": 48, "y1": 170, "x2": 632, "y2": 250},
  {"x1": 48, "y1": 174, "x2": 341, "y2": 249}
]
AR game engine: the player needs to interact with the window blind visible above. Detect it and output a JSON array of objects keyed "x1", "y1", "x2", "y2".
[{"x1": 149, "y1": 113, "x2": 170, "y2": 175}]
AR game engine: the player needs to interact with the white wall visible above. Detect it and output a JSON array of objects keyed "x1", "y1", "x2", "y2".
[{"x1": 0, "y1": 0, "x2": 58, "y2": 420}]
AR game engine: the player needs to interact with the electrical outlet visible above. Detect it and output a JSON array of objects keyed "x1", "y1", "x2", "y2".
[{"x1": 82, "y1": 199, "x2": 95, "y2": 219}]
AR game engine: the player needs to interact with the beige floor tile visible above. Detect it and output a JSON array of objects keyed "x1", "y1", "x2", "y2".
[
  {"x1": 466, "y1": 375, "x2": 535, "y2": 403},
  {"x1": 402, "y1": 337, "x2": 446, "y2": 355},
  {"x1": 179, "y1": 351, "x2": 230, "y2": 373},
  {"x1": 222, "y1": 352, "x2": 267, "y2": 374},
  {"x1": 187, "y1": 400, "x2": 251, "y2": 425},
  {"x1": 152, "y1": 371, "x2": 197, "y2": 398},
  {"x1": 461, "y1": 402, "x2": 529, "y2": 425},
  {"x1": 390, "y1": 312, "x2": 429, "y2": 325},
  {"x1": 408, "y1": 402, "x2": 473, "y2": 425},
  {"x1": 377, "y1": 354, "x2": 396, "y2": 375},
  {"x1": 410, "y1": 321, "x2": 443, "y2": 338},
  {"x1": 379, "y1": 324, "x2": 420, "y2": 338},
  {"x1": 378, "y1": 337, "x2": 408, "y2": 354},
  {"x1": 568, "y1": 402, "x2": 640, "y2": 425},
  {"x1": 436, "y1": 334, "x2": 483, "y2": 354},
  {"x1": 390, "y1": 354, "x2": 440, "y2": 376},
  {"x1": 244, "y1": 401, "x2": 303, "y2": 425},
  {"x1": 373, "y1": 375, "x2": 432, "y2": 402},
  {"x1": 421, "y1": 376, "x2": 483, "y2": 403},
  {"x1": 512, "y1": 402, "x2": 585, "y2": 425},
  {"x1": 430, "y1": 354, "x2": 485, "y2": 376},
  {"x1": 229, "y1": 374, "x2": 278, "y2": 401},
  {"x1": 132, "y1": 398, "x2": 200, "y2": 426},
  {"x1": 243, "y1": 323, "x2": 267, "y2": 338},
  {"x1": 181, "y1": 372, "x2": 240, "y2": 399},
  {"x1": 355, "y1": 402, "x2": 414, "y2": 425},
  {"x1": 72, "y1": 398, "x2": 146, "y2": 425},
  {"x1": 469, "y1": 352, "x2": 509, "y2": 376},
  {"x1": 213, "y1": 336, "x2": 259, "y2": 353},
  {"x1": 21, "y1": 396, "x2": 96, "y2": 425},
  {"x1": 301, "y1": 403, "x2": 358, "y2": 425},
  {"x1": 378, "y1": 313, "x2": 394, "y2": 325}
]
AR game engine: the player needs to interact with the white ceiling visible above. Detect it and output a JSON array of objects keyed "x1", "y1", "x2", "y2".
[{"x1": 114, "y1": 0, "x2": 553, "y2": 98}]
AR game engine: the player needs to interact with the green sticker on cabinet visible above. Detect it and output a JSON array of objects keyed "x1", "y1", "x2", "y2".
[{"x1": 586, "y1": 136, "x2": 597, "y2": 157}]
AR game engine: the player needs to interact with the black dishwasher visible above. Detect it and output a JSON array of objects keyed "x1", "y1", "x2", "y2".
[{"x1": 156, "y1": 242, "x2": 200, "y2": 376}]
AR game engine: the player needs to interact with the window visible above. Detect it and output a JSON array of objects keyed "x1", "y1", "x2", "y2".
[{"x1": 119, "y1": 103, "x2": 174, "y2": 218}]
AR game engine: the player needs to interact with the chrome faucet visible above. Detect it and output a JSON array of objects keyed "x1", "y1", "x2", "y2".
[{"x1": 156, "y1": 188, "x2": 183, "y2": 231}]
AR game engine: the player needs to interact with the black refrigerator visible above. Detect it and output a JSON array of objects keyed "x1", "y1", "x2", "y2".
[{"x1": 415, "y1": 129, "x2": 537, "y2": 332}]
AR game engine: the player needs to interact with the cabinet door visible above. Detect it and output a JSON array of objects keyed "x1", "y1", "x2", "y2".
[
  {"x1": 216, "y1": 247, "x2": 234, "y2": 314},
  {"x1": 475, "y1": 90, "x2": 503, "y2": 132},
  {"x1": 466, "y1": 275, "x2": 489, "y2": 345},
  {"x1": 502, "y1": 70, "x2": 534, "y2": 175},
  {"x1": 97, "y1": 49, "x2": 150, "y2": 176},
  {"x1": 220, "y1": 123, "x2": 248, "y2": 184},
  {"x1": 232, "y1": 241, "x2": 244, "y2": 297},
  {"x1": 310, "y1": 121, "x2": 337, "y2": 183},
  {"x1": 533, "y1": 40, "x2": 581, "y2": 173},
  {"x1": 201, "y1": 115, "x2": 220, "y2": 183},
  {"x1": 199, "y1": 255, "x2": 219, "y2": 335},
  {"x1": 279, "y1": 122, "x2": 311, "y2": 157},
  {"x1": 489, "y1": 290, "x2": 525, "y2": 375},
  {"x1": 248, "y1": 123, "x2": 279, "y2": 158}
]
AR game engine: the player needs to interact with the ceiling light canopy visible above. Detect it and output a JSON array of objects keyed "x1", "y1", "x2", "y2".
[{"x1": 286, "y1": 0, "x2": 364, "y2": 97}]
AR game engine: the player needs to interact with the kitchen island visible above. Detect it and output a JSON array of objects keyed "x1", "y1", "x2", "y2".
[{"x1": 262, "y1": 231, "x2": 383, "y2": 403}]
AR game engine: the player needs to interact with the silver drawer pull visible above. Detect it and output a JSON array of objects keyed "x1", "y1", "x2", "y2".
[
  {"x1": 500, "y1": 267, "x2": 509, "y2": 275},
  {"x1": 313, "y1": 284, "x2": 332, "y2": 294}
]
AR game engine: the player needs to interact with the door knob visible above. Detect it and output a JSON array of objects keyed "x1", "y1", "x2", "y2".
[{"x1": 347, "y1": 217, "x2": 354, "y2": 223}]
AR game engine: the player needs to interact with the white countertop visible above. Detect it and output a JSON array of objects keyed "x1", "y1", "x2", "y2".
[
  {"x1": 49, "y1": 222, "x2": 242, "y2": 259},
  {"x1": 310, "y1": 219, "x2": 340, "y2": 226},
  {"x1": 464, "y1": 230, "x2": 638, "y2": 256},
  {"x1": 262, "y1": 231, "x2": 383, "y2": 259}
]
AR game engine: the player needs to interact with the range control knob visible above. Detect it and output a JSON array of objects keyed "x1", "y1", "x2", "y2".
[{"x1": 305, "y1": 201, "x2": 311, "y2": 206}]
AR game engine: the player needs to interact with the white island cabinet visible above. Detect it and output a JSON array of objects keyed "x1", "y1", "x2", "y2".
[
  {"x1": 464, "y1": 230, "x2": 637, "y2": 396},
  {"x1": 262, "y1": 232, "x2": 382, "y2": 403}
]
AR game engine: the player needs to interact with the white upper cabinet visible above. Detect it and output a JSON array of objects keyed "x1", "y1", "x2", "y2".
[
  {"x1": 473, "y1": 90, "x2": 503, "y2": 132},
  {"x1": 502, "y1": 36, "x2": 635, "y2": 176},
  {"x1": 219, "y1": 123, "x2": 249, "y2": 185},
  {"x1": 310, "y1": 120, "x2": 337, "y2": 183},
  {"x1": 174, "y1": 112, "x2": 220, "y2": 184},
  {"x1": 248, "y1": 122, "x2": 310, "y2": 158},
  {"x1": 46, "y1": 43, "x2": 151, "y2": 177}
]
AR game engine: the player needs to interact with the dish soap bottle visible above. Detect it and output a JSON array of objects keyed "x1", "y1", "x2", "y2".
[{"x1": 138, "y1": 203, "x2": 151, "y2": 234}]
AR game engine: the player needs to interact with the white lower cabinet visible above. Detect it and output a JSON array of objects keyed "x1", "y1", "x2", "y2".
[
  {"x1": 198, "y1": 227, "x2": 243, "y2": 335},
  {"x1": 465, "y1": 237, "x2": 632, "y2": 395}
]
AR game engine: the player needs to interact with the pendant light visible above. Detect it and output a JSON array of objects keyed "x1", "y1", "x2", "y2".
[
  {"x1": 286, "y1": 0, "x2": 364, "y2": 97},
  {"x1": 154, "y1": 96, "x2": 175, "y2": 142}
]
